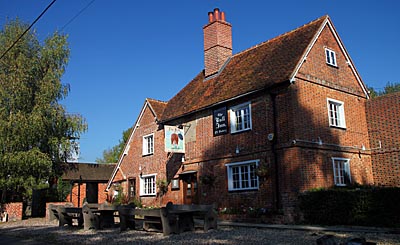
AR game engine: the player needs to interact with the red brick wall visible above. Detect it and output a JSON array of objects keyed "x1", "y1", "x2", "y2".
[
  {"x1": 1, "y1": 202, "x2": 23, "y2": 221},
  {"x1": 66, "y1": 183, "x2": 109, "y2": 206},
  {"x1": 270, "y1": 22, "x2": 373, "y2": 219},
  {"x1": 118, "y1": 104, "x2": 168, "y2": 207},
  {"x1": 367, "y1": 92, "x2": 400, "y2": 186}
]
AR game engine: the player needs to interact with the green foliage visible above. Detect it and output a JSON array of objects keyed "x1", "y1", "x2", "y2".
[
  {"x1": 156, "y1": 179, "x2": 168, "y2": 197},
  {"x1": 0, "y1": 19, "x2": 87, "y2": 202},
  {"x1": 96, "y1": 127, "x2": 132, "y2": 163},
  {"x1": 368, "y1": 82, "x2": 400, "y2": 98},
  {"x1": 299, "y1": 187, "x2": 400, "y2": 227}
]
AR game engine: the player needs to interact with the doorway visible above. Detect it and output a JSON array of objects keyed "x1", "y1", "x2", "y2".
[
  {"x1": 86, "y1": 183, "x2": 98, "y2": 203},
  {"x1": 128, "y1": 178, "x2": 136, "y2": 201},
  {"x1": 180, "y1": 172, "x2": 198, "y2": 204}
]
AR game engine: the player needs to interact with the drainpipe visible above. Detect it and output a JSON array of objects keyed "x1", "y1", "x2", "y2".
[{"x1": 270, "y1": 93, "x2": 281, "y2": 211}]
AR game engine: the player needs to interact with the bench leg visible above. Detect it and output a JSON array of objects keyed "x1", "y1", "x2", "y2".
[
  {"x1": 204, "y1": 211, "x2": 218, "y2": 231},
  {"x1": 120, "y1": 215, "x2": 135, "y2": 232},
  {"x1": 177, "y1": 214, "x2": 194, "y2": 233},
  {"x1": 58, "y1": 213, "x2": 72, "y2": 227},
  {"x1": 120, "y1": 214, "x2": 128, "y2": 231}
]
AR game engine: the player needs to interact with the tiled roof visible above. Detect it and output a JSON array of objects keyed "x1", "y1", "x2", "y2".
[
  {"x1": 161, "y1": 16, "x2": 327, "y2": 122},
  {"x1": 62, "y1": 163, "x2": 116, "y2": 182},
  {"x1": 147, "y1": 98, "x2": 167, "y2": 118}
]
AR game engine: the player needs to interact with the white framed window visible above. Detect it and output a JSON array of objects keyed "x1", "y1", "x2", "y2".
[
  {"x1": 229, "y1": 102, "x2": 252, "y2": 133},
  {"x1": 332, "y1": 158, "x2": 351, "y2": 186},
  {"x1": 226, "y1": 160, "x2": 259, "y2": 191},
  {"x1": 327, "y1": 98, "x2": 346, "y2": 129},
  {"x1": 140, "y1": 174, "x2": 156, "y2": 196},
  {"x1": 142, "y1": 134, "x2": 154, "y2": 155},
  {"x1": 325, "y1": 48, "x2": 337, "y2": 67}
]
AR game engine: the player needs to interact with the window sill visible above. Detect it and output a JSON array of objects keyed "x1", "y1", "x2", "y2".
[
  {"x1": 230, "y1": 128, "x2": 252, "y2": 134},
  {"x1": 142, "y1": 153, "x2": 154, "y2": 157},
  {"x1": 329, "y1": 125, "x2": 346, "y2": 130},
  {"x1": 326, "y1": 63, "x2": 338, "y2": 68},
  {"x1": 139, "y1": 194, "x2": 156, "y2": 197},
  {"x1": 228, "y1": 188, "x2": 259, "y2": 193}
]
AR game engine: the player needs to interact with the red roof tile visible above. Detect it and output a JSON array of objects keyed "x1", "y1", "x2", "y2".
[
  {"x1": 147, "y1": 98, "x2": 167, "y2": 118},
  {"x1": 161, "y1": 16, "x2": 327, "y2": 122},
  {"x1": 62, "y1": 163, "x2": 116, "y2": 181}
]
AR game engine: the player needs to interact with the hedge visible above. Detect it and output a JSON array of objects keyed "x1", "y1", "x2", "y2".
[{"x1": 299, "y1": 187, "x2": 400, "y2": 227}]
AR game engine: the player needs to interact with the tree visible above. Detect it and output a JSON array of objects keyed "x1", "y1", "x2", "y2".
[
  {"x1": 96, "y1": 127, "x2": 132, "y2": 163},
  {"x1": 0, "y1": 19, "x2": 87, "y2": 202},
  {"x1": 368, "y1": 82, "x2": 400, "y2": 98}
]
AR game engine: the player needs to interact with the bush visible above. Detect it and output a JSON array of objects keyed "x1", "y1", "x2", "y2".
[{"x1": 299, "y1": 187, "x2": 400, "y2": 227}]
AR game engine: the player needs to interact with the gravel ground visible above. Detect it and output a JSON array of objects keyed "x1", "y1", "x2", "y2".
[{"x1": 0, "y1": 218, "x2": 399, "y2": 244}]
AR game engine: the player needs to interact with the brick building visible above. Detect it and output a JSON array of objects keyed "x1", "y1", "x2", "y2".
[
  {"x1": 62, "y1": 163, "x2": 115, "y2": 207},
  {"x1": 367, "y1": 92, "x2": 400, "y2": 187},
  {"x1": 107, "y1": 9, "x2": 376, "y2": 221}
]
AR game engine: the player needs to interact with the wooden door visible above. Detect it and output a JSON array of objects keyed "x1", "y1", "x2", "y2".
[
  {"x1": 181, "y1": 173, "x2": 198, "y2": 204},
  {"x1": 86, "y1": 183, "x2": 98, "y2": 203}
]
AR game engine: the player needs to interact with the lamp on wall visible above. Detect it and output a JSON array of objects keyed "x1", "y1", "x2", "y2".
[{"x1": 235, "y1": 145, "x2": 240, "y2": 154}]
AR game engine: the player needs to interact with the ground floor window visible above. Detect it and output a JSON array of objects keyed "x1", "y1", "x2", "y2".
[
  {"x1": 332, "y1": 157, "x2": 351, "y2": 186},
  {"x1": 226, "y1": 160, "x2": 259, "y2": 191},
  {"x1": 140, "y1": 174, "x2": 156, "y2": 196}
]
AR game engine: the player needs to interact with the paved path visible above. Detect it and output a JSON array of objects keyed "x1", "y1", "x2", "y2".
[{"x1": 219, "y1": 221, "x2": 400, "y2": 234}]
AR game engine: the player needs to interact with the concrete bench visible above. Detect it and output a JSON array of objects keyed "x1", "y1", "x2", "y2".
[
  {"x1": 56, "y1": 206, "x2": 83, "y2": 227},
  {"x1": 118, "y1": 206, "x2": 186, "y2": 235},
  {"x1": 165, "y1": 202, "x2": 218, "y2": 231},
  {"x1": 117, "y1": 204, "x2": 137, "y2": 231},
  {"x1": 82, "y1": 202, "x2": 117, "y2": 230},
  {"x1": 48, "y1": 203, "x2": 73, "y2": 222}
]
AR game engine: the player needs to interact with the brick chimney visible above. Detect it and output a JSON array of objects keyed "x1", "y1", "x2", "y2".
[{"x1": 203, "y1": 8, "x2": 232, "y2": 77}]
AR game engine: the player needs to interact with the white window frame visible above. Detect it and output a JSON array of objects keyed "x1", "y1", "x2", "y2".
[
  {"x1": 332, "y1": 158, "x2": 351, "y2": 186},
  {"x1": 139, "y1": 173, "x2": 156, "y2": 196},
  {"x1": 226, "y1": 160, "x2": 259, "y2": 191},
  {"x1": 142, "y1": 133, "x2": 154, "y2": 156},
  {"x1": 325, "y1": 48, "x2": 337, "y2": 67},
  {"x1": 229, "y1": 102, "x2": 252, "y2": 133},
  {"x1": 327, "y1": 98, "x2": 346, "y2": 129}
]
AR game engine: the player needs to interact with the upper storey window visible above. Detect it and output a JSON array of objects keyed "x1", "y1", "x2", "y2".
[
  {"x1": 229, "y1": 102, "x2": 252, "y2": 133},
  {"x1": 142, "y1": 134, "x2": 154, "y2": 156},
  {"x1": 325, "y1": 48, "x2": 337, "y2": 67},
  {"x1": 327, "y1": 98, "x2": 346, "y2": 129}
]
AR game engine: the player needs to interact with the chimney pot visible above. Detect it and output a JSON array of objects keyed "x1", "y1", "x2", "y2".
[
  {"x1": 214, "y1": 8, "x2": 220, "y2": 20},
  {"x1": 221, "y1": 12, "x2": 226, "y2": 21},
  {"x1": 208, "y1": 12, "x2": 214, "y2": 23}
]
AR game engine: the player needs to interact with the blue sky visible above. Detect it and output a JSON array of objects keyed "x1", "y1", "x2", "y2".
[{"x1": 1, "y1": 1, "x2": 399, "y2": 162}]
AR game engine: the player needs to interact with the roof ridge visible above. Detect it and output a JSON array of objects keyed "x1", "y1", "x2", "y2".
[
  {"x1": 232, "y1": 15, "x2": 328, "y2": 59},
  {"x1": 146, "y1": 98, "x2": 168, "y2": 104}
]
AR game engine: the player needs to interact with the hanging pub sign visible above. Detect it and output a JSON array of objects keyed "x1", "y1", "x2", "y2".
[
  {"x1": 164, "y1": 125, "x2": 185, "y2": 153},
  {"x1": 213, "y1": 107, "x2": 228, "y2": 136}
]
